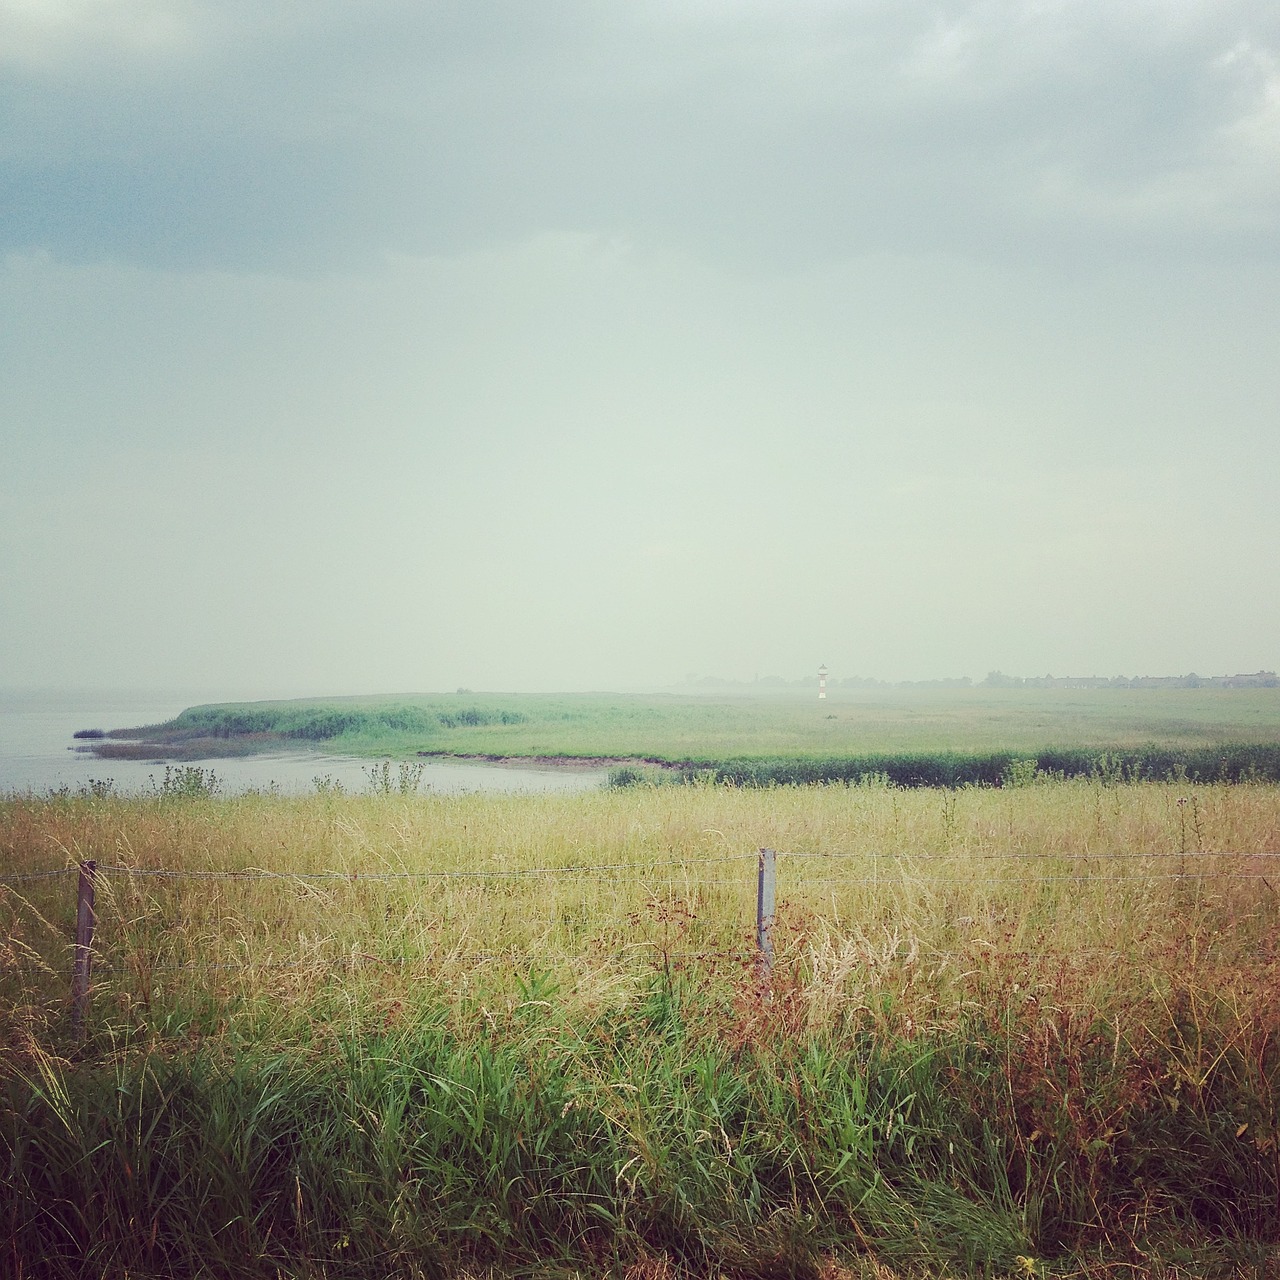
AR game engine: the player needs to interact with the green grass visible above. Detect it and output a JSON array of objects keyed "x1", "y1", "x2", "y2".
[
  {"x1": 3, "y1": 781, "x2": 1280, "y2": 1276},
  {"x1": 8, "y1": 982, "x2": 1276, "y2": 1279},
  {"x1": 90, "y1": 687, "x2": 1280, "y2": 765}
]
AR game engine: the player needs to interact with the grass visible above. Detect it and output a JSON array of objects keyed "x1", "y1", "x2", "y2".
[
  {"x1": 612, "y1": 744, "x2": 1280, "y2": 787},
  {"x1": 85, "y1": 687, "x2": 1280, "y2": 764},
  {"x1": 2, "y1": 779, "x2": 1280, "y2": 1276}
]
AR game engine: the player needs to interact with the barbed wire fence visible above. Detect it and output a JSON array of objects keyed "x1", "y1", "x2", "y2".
[{"x1": 3, "y1": 847, "x2": 1279, "y2": 1032}]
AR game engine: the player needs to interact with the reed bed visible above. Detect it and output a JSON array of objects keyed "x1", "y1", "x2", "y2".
[{"x1": 2, "y1": 780, "x2": 1280, "y2": 1277}]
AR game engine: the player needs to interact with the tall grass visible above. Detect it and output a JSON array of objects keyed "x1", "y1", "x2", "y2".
[
  {"x1": 612, "y1": 744, "x2": 1280, "y2": 787},
  {"x1": 2, "y1": 780, "x2": 1280, "y2": 1276}
]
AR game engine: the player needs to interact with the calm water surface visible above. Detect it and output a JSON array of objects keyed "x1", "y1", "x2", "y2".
[{"x1": 0, "y1": 695, "x2": 606, "y2": 796}]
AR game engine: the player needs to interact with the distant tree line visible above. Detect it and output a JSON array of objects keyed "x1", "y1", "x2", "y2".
[
  {"x1": 682, "y1": 671, "x2": 1278, "y2": 691},
  {"x1": 981, "y1": 671, "x2": 1279, "y2": 689}
]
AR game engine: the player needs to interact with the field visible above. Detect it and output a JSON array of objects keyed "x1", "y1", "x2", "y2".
[
  {"x1": 4, "y1": 778, "x2": 1280, "y2": 1277},
  {"x1": 83, "y1": 689, "x2": 1280, "y2": 791}
]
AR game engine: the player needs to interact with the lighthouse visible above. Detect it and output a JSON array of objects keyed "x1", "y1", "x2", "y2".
[{"x1": 818, "y1": 664, "x2": 828, "y2": 700}]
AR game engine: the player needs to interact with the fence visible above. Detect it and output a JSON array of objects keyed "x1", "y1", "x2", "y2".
[{"x1": 5, "y1": 845, "x2": 1280, "y2": 1033}]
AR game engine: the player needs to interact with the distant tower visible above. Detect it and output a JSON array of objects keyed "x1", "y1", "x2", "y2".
[{"x1": 818, "y1": 664, "x2": 828, "y2": 700}]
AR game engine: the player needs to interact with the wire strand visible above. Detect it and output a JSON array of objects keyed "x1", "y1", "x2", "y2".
[
  {"x1": 0, "y1": 868, "x2": 77, "y2": 884},
  {"x1": 91, "y1": 853, "x2": 757, "y2": 882}
]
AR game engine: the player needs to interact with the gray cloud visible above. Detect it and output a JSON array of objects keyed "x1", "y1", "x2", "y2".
[{"x1": 3, "y1": 0, "x2": 1277, "y2": 271}]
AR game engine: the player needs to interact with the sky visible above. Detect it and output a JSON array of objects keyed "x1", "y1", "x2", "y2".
[{"x1": 1, "y1": 0, "x2": 1278, "y2": 697}]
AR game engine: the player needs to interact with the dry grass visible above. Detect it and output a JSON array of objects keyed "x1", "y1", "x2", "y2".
[{"x1": 2, "y1": 777, "x2": 1278, "y2": 1040}]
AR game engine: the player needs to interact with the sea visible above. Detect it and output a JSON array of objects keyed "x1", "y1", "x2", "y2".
[{"x1": 0, "y1": 692, "x2": 607, "y2": 797}]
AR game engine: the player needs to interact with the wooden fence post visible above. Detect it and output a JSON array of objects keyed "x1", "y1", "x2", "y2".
[
  {"x1": 756, "y1": 847, "x2": 776, "y2": 976},
  {"x1": 70, "y1": 860, "x2": 96, "y2": 1034}
]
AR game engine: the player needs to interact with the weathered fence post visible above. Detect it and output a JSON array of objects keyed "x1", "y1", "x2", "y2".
[
  {"x1": 70, "y1": 859, "x2": 97, "y2": 1034},
  {"x1": 756, "y1": 847, "x2": 776, "y2": 976}
]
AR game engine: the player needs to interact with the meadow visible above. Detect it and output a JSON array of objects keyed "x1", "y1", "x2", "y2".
[
  {"x1": 3, "y1": 777, "x2": 1280, "y2": 1277},
  {"x1": 87, "y1": 686, "x2": 1280, "y2": 764}
]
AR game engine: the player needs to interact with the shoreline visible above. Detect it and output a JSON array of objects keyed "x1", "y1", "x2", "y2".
[
  {"x1": 82, "y1": 737, "x2": 655, "y2": 770},
  {"x1": 414, "y1": 750, "x2": 673, "y2": 772}
]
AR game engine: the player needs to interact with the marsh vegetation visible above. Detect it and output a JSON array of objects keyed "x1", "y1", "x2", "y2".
[{"x1": 83, "y1": 689, "x2": 1280, "y2": 785}]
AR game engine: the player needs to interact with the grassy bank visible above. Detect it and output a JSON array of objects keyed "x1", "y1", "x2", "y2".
[
  {"x1": 3, "y1": 781, "x2": 1280, "y2": 1275},
  {"x1": 609, "y1": 743, "x2": 1280, "y2": 788},
  {"x1": 84, "y1": 687, "x2": 1280, "y2": 764}
]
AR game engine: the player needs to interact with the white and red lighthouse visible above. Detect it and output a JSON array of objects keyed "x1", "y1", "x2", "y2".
[{"x1": 818, "y1": 664, "x2": 828, "y2": 700}]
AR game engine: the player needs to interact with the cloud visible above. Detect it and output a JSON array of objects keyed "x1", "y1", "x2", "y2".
[
  {"x1": 3, "y1": 2, "x2": 1278, "y2": 691},
  {"x1": 2, "y1": 0, "x2": 1277, "y2": 272},
  {"x1": 0, "y1": 0, "x2": 205, "y2": 66}
]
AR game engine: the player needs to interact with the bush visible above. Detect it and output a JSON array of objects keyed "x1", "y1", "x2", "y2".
[{"x1": 150, "y1": 766, "x2": 220, "y2": 799}]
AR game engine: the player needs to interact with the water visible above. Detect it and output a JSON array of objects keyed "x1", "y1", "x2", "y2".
[{"x1": 0, "y1": 694, "x2": 607, "y2": 796}]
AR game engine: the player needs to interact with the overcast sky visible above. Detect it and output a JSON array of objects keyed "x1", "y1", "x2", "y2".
[{"x1": 2, "y1": 0, "x2": 1277, "y2": 696}]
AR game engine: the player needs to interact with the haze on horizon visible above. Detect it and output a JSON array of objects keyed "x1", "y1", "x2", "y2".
[{"x1": 2, "y1": 0, "x2": 1277, "y2": 700}]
